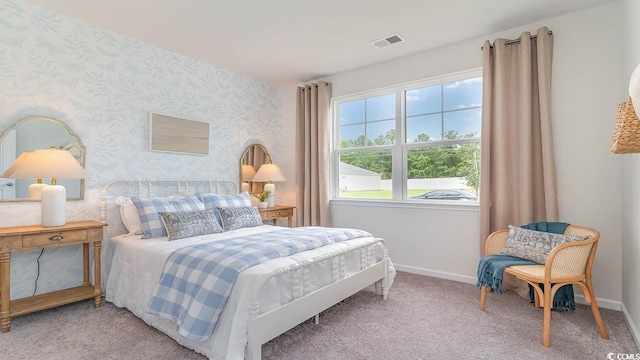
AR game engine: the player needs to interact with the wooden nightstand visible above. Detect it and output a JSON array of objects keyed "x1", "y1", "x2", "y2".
[
  {"x1": 0, "y1": 220, "x2": 106, "y2": 333},
  {"x1": 258, "y1": 205, "x2": 295, "y2": 227}
]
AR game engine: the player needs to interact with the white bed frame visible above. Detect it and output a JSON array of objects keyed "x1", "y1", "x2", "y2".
[{"x1": 100, "y1": 178, "x2": 390, "y2": 360}]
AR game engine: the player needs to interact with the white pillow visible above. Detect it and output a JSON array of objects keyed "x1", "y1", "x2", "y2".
[{"x1": 116, "y1": 196, "x2": 143, "y2": 235}]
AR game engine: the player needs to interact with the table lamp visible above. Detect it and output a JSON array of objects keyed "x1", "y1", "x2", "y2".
[
  {"x1": 241, "y1": 164, "x2": 256, "y2": 193},
  {"x1": 1, "y1": 151, "x2": 48, "y2": 200},
  {"x1": 252, "y1": 163, "x2": 286, "y2": 208},
  {"x1": 8, "y1": 147, "x2": 88, "y2": 227}
]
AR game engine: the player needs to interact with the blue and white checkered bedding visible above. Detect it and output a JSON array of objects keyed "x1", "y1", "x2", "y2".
[{"x1": 147, "y1": 226, "x2": 372, "y2": 341}]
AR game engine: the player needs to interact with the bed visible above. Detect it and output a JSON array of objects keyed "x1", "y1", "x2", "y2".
[{"x1": 100, "y1": 179, "x2": 394, "y2": 359}]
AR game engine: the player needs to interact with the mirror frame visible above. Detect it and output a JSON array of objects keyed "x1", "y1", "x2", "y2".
[
  {"x1": 0, "y1": 116, "x2": 86, "y2": 202},
  {"x1": 240, "y1": 144, "x2": 271, "y2": 193}
]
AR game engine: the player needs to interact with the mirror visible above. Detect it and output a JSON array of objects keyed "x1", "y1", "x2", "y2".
[
  {"x1": 0, "y1": 116, "x2": 85, "y2": 201},
  {"x1": 240, "y1": 144, "x2": 271, "y2": 193}
]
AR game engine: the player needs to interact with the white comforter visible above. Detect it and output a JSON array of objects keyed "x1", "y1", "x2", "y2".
[{"x1": 104, "y1": 225, "x2": 394, "y2": 359}]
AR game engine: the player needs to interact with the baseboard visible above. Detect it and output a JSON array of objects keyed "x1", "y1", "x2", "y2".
[
  {"x1": 393, "y1": 264, "x2": 477, "y2": 285},
  {"x1": 395, "y1": 263, "x2": 622, "y2": 311},
  {"x1": 621, "y1": 302, "x2": 640, "y2": 349},
  {"x1": 574, "y1": 294, "x2": 621, "y2": 311}
]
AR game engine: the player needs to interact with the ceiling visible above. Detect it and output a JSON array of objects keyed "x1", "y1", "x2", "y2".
[{"x1": 23, "y1": 0, "x2": 617, "y2": 86}]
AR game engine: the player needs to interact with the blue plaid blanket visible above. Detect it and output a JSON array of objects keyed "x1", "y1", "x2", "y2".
[{"x1": 147, "y1": 226, "x2": 372, "y2": 341}]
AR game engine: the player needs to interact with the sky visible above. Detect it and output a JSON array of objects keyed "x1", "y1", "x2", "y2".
[{"x1": 339, "y1": 76, "x2": 482, "y2": 145}]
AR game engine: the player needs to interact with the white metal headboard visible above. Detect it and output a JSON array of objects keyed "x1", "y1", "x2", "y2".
[{"x1": 100, "y1": 178, "x2": 237, "y2": 240}]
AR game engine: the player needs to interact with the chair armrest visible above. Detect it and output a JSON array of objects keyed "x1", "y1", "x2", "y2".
[
  {"x1": 485, "y1": 229, "x2": 509, "y2": 256},
  {"x1": 544, "y1": 237, "x2": 597, "y2": 279}
]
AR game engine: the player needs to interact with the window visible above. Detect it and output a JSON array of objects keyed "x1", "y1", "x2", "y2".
[{"x1": 333, "y1": 69, "x2": 481, "y2": 202}]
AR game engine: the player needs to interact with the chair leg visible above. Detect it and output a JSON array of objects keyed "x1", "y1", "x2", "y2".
[
  {"x1": 542, "y1": 283, "x2": 552, "y2": 347},
  {"x1": 534, "y1": 288, "x2": 541, "y2": 308},
  {"x1": 480, "y1": 285, "x2": 488, "y2": 310},
  {"x1": 587, "y1": 286, "x2": 609, "y2": 340}
]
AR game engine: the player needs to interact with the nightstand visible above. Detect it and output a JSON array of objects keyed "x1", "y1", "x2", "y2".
[
  {"x1": 0, "y1": 220, "x2": 106, "y2": 333},
  {"x1": 258, "y1": 205, "x2": 295, "y2": 227}
]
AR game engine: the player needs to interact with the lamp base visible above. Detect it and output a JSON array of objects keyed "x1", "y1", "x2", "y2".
[
  {"x1": 28, "y1": 183, "x2": 47, "y2": 200},
  {"x1": 264, "y1": 183, "x2": 276, "y2": 208},
  {"x1": 42, "y1": 185, "x2": 66, "y2": 227}
]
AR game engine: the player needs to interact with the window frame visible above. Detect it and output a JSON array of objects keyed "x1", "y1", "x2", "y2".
[{"x1": 331, "y1": 68, "x2": 482, "y2": 206}]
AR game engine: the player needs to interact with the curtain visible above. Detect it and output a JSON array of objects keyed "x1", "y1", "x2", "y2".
[
  {"x1": 295, "y1": 81, "x2": 332, "y2": 226},
  {"x1": 480, "y1": 26, "x2": 558, "y2": 245}
]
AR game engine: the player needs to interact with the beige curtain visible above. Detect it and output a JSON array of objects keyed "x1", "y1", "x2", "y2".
[
  {"x1": 295, "y1": 81, "x2": 332, "y2": 226},
  {"x1": 480, "y1": 26, "x2": 558, "y2": 245}
]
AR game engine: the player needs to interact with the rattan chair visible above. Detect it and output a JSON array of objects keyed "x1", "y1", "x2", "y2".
[{"x1": 478, "y1": 225, "x2": 609, "y2": 347}]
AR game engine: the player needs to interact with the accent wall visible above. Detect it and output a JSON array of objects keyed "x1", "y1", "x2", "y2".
[{"x1": 0, "y1": 0, "x2": 283, "y2": 299}]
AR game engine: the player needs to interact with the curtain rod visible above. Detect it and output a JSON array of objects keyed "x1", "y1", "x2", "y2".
[
  {"x1": 481, "y1": 30, "x2": 553, "y2": 50},
  {"x1": 300, "y1": 82, "x2": 330, "y2": 91}
]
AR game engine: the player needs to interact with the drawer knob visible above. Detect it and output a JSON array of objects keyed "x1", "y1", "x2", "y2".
[
  {"x1": 275, "y1": 212, "x2": 281, "y2": 215},
  {"x1": 49, "y1": 235, "x2": 64, "y2": 241}
]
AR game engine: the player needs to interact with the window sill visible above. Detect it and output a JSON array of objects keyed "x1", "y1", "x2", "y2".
[{"x1": 330, "y1": 198, "x2": 479, "y2": 212}]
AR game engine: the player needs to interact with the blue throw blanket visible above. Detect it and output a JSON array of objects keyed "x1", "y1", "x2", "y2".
[
  {"x1": 476, "y1": 221, "x2": 575, "y2": 311},
  {"x1": 476, "y1": 255, "x2": 538, "y2": 294},
  {"x1": 147, "y1": 226, "x2": 372, "y2": 341}
]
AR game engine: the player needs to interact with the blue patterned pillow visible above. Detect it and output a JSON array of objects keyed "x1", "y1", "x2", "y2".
[
  {"x1": 217, "y1": 206, "x2": 263, "y2": 231},
  {"x1": 158, "y1": 209, "x2": 223, "y2": 241},
  {"x1": 500, "y1": 225, "x2": 589, "y2": 264},
  {"x1": 131, "y1": 196, "x2": 205, "y2": 239},
  {"x1": 196, "y1": 192, "x2": 252, "y2": 226}
]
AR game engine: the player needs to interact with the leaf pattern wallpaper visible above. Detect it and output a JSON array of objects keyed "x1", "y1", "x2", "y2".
[{"x1": 0, "y1": 0, "x2": 284, "y2": 299}]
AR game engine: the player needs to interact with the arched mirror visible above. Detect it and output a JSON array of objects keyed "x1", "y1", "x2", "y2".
[
  {"x1": 0, "y1": 116, "x2": 86, "y2": 201},
  {"x1": 240, "y1": 144, "x2": 271, "y2": 193}
]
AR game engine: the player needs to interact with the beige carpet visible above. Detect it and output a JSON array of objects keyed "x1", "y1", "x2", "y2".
[{"x1": 2, "y1": 272, "x2": 637, "y2": 360}]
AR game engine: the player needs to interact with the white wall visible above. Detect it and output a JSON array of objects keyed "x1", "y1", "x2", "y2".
[
  {"x1": 621, "y1": 0, "x2": 640, "y2": 344},
  {"x1": 295, "y1": 3, "x2": 624, "y2": 307}
]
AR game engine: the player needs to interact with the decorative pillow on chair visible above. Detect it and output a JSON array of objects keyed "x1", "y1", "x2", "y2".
[
  {"x1": 158, "y1": 209, "x2": 223, "y2": 241},
  {"x1": 131, "y1": 196, "x2": 205, "y2": 239},
  {"x1": 196, "y1": 192, "x2": 252, "y2": 226},
  {"x1": 218, "y1": 206, "x2": 263, "y2": 231},
  {"x1": 500, "y1": 225, "x2": 590, "y2": 264}
]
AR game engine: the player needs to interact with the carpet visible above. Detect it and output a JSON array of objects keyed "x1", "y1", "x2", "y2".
[{"x1": 2, "y1": 271, "x2": 637, "y2": 360}]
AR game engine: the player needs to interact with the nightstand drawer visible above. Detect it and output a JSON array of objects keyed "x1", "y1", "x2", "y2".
[
  {"x1": 262, "y1": 209, "x2": 293, "y2": 219},
  {"x1": 22, "y1": 229, "x2": 87, "y2": 248}
]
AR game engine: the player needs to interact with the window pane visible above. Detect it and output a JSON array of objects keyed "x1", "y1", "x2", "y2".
[
  {"x1": 338, "y1": 150, "x2": 392, "y2": 199},
  {"x1": 443, "y1": 108, "x2": 481, "y2": 139},
  {"x1": 367, "y1": 120, "x2": 395, "y2": 145},
  {"x1": 406, "y1": 85, "x2": 441, "y2": 116},
  {"x1": 366, "y1": 94, "x2": 395, "y2": 121},
  {"x1": 443, "y1": 77, "x2": 482, "y2": 111},
  {"x1": 339, "y1": 99, "x2": 365, "y2": 125},
  {"x1": 339, "y1": 124, "x2": 365, "y2": 148},
  {"x1": 406, "y1": 143, "x2": 480, "y2": 201},
  {"x1": 406, "y1": 114, "x2": 441, "y2": 142}
]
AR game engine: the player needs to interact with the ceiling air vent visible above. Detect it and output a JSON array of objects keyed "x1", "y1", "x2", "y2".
[{"x1": 370, "y1": 34, "x2": 404, "y2": 49}]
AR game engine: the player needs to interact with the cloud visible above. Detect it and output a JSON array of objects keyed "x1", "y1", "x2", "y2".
[
  {"x1": 445, "y1": 77, "x2": 482, "y2": 89},
  {"x1": 454, "y1": 102, "x2": 481, "y2": 110},
  {"x1": 406, "y1": 94, "x2": 422, "y2": 102}
]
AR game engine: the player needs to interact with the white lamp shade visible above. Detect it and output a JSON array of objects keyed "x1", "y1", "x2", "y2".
[
  {"x1": 9, "y1": 148, "x2": 88, "y2": 180},
  {"x1": 1, "y1": 151, "x2": 33, "y2": 178},
  {"x1": 252, "y1": 164, "x2": 286, "y2": 183},
  {"x1": 241, "y1": 164, "x2": 256, "y2": 181},
  {"x1": 630, "y1": 63, "x2": 640, "y2": 120}
]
